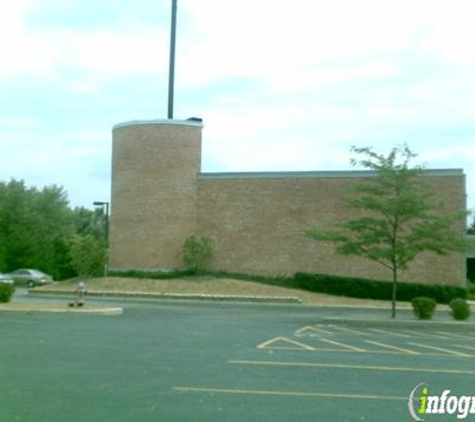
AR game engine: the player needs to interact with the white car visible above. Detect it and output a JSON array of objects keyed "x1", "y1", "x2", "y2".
[
  {"x1": 6, "y1": 269, "x2": 53, "y2": 288},
  {"x1": 0, "y1": 272, "x2": 14, "y2": 285}
]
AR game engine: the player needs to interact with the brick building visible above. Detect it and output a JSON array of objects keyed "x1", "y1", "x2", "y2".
[{"x1": 109, "y1": 119, "x2": 470, "y2": 286}]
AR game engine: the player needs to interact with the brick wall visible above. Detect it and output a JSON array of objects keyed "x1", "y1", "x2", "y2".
[
  {"x1": 109, "y1": 122, "x2": 466, "y2": 286},
  {"x1": 109, "y1": 121, "x2": 201, "y2": 269},
  {"x1": 196, "y1": 172, "x2": 466, "y2": 285}
]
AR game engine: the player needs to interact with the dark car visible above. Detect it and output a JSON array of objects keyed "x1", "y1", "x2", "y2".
[{"x1": 6, "y1": 269, "x2": 53, "y2": 288}]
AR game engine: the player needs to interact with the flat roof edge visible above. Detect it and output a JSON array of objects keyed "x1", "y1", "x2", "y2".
[
  {"x1": 113, "y1": 119, "x2": 203, "y2": 131},
  {"x1": 199, "y1": 169, "x2": 464, "y2": 180}
]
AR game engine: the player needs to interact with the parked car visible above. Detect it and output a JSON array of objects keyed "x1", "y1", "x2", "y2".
[
  {"x1": 0, "y1": 272, "x2": 14, "y2": 285},
  {"x1": 6, "y1": 269, "x2": 53, "y2": 288}
]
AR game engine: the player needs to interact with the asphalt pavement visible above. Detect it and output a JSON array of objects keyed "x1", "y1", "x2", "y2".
[{"x1": 1, "y1": 293, "x2": 475, "y2": 421}]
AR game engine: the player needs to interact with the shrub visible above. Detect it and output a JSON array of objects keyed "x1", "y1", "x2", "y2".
[
  {"x1": 411, "y1": 297, "x2": 437, "y2": 320},
  {"x1": 0, "y1": 283, "x2": 15, "y2": 303},
  {"x1": 293, "y1": 272, "x2": 467, "y2": 304},
  {"x1": 449, "y1": 298, "x2": 471, "y2": 321},
  {"x1": 182, "y1": 236, "x2": 213, "y2": 272}
]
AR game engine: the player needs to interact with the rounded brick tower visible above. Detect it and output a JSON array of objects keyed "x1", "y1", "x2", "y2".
[{"x1": 109, "y1": 119, "x2": 202, "y2": 271}]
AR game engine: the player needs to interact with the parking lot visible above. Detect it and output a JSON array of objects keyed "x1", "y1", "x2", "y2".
[{"x1": 1, "y1": 298, "x2": 474, "y2": 421}]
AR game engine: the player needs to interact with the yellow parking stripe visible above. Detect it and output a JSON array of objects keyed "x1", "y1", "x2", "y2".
[
  {"x1": 364, "y1": 340, "x2": 419, "y2": 355},
  {"x1": 257, "y1": 337, "x2": 316, "y2": 351},
  {"x1": 295, "y1": 326, "x2": 332, "y2": 336},
  {"x1": 434, "y1": 331, "x2": 469, "y2": 340},
  {"x1": 173, "y1": 386, "x2": 406, "y2": 401},
  {"x1": 319, "y1": 338, "x2": 366, "y2": 352},
  {"x1": 314, "y1": 325, "x2": 335, "y2": 335},
  {"x1": 228, "y1": 360, "x2": 475, "y2": 375},
  {"x1": 367, "y1": 328, "x2": 412, "y2": 338},
  {"x1": 330, "y1": 326, "x2": 368, "y2": 336},
  {"x1": 407, "y1": 342, "x2": 472, "y2": 357},
  {"x1": 456, "y1": 331, "x2": 475, "y2": 338},
  {"x1": 452, "y1": 344, "x2": 475, "y2": 351},
  {"x1": 402, "y1": 330, "x2": 450, "y2": 340}
]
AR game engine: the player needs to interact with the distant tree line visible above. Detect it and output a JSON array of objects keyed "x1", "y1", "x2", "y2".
[{"x1": 0, "y1": 179, "x2": 107, "y2": 280}]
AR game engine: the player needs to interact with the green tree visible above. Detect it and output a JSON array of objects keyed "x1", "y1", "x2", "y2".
[
  {"x1": 468, "y1": 217, "x2": 475, "y2": 235},
  {"x1": 68, "y1": 207, "x2": 108, "y2": 277},
  {"x1": 69, "y1": 234, "x2": 107, "y2": 277},
  {"x1": 0, "y1": 180, "x2": 108, "y2": 280},
  {"x1": 182, "y1": 236, "x2": 213, "y2": 272},
  {"x1": 0, "y1": 180, "x2": 74, "y2": 279},
  {"x1": 72, "y1": 206, "x2": 106, "y2": 239},
  {"x1": 306, "y1": 144, "x2": 470, "y2": 318},
  {"x1": 30, "y1": 184, "x2": 74, "y2": 278}
]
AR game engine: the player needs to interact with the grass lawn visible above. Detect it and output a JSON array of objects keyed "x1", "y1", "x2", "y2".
[{"x1": 35, "y1": 276, "x2": 419, "y2": 309}]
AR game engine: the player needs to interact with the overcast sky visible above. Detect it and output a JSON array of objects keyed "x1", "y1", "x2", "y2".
[{"x1": 1, "y1": 0, "x2": 474, "y2": 213}]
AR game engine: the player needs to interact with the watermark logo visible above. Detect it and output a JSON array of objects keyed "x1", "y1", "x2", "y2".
[{"x1": 409, "y1": 383, "x2": 475, "y2": 420}]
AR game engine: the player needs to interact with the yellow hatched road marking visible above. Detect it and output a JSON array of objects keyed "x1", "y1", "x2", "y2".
[
  {"x1": 399, "y1": 330, "x2": 421, "y2": 337},
  {"x1": 173, "y1": 386, "x2": 406, "y2": 401},
  {"x1": 319, "y1": 338, "x2": 366, "y2": 352},
  {"x1": 401, "y1": 330, "x2": 450, "y2": 340},
  {"x1": 364, "y1": 340, "x2": 420, "y2": 355},
  {"x1": 295, "y1": 326, "x2": 332, "y2": 336},
  {"x1": 330, "y1": 326, "x2": 368, "y2": 336},
  {"x1": 257, "y1": 337, "x2": 315, "y2": 351},
  {"x1": 434, "y1": 331, "x2": 469, "y2": 340},
  {"x1": 228, "y1": 360, "x2": 475, "y2": 375},
  {"x1": 366, "y1": 328, "x2": 412, "y2": 338},
  {"x1": 314, "y1": 325, "x2": 335, "y2": 335},
  {"x1": 407, "y1": 342, "x2": 472, "y2": 357}
]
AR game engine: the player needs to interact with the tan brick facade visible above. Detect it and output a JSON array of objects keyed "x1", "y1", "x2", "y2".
[
  {"x1": 110, "y1": 121, "x2": 201, "y2": 269},
  {"x1": 110, "y1": 121, "x2": 467, "y2": 286}
]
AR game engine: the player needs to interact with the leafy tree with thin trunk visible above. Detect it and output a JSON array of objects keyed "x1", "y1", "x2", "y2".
[{"x1": 306, "y1": 144, "x2": 470, "y2": 318}]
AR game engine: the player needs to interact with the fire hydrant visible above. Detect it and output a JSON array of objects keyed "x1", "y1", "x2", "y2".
[{"x1": 69, "y1": 281, "x2": 87, "y2": 307}]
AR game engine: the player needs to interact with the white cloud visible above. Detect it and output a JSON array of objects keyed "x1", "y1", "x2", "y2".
[
  {"x1": 53, "y1": 28, "x2": 169, "y2": 75},
  {"x1": 1, "y1": 0, "x2": 475, "y2": 210},
  {"x1": 176, "y1": 0, "x2": 475, "y2": 93},
  {"x1": 0, "y1": 2, "x2": 169, "y2": 84},
  {"x1": 0, "y1": 132, "x2": 111, "y2": 208},
  {"x1": 0, "y1": 2, "x2": 58, "y2": 80},
  {"x1": 420, "y1": 144, "x2": 475, "y2": 166}
]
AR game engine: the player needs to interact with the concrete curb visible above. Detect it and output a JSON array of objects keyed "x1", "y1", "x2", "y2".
[
  {"x1": 0, "y1": 303, "x2": 123, "y2": 315},
  {"x1": 28, "y1": 289, "x2": 303, "y2": 304}
]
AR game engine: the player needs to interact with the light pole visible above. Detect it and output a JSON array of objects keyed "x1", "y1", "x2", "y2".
[{"x1": 168, "y1": 0, "x2": 178, "y2": 119}]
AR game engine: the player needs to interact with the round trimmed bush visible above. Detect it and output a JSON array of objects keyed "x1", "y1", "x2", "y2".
[
  {"x1": 449, "y1": 298, "x2": 471, "y2": 321},
  {"x1": 412, "y1": 297, "x2": 437, "y2": 320},
  {"x1": 0, "y1": 283, "x2": 15, "y2": 303}
]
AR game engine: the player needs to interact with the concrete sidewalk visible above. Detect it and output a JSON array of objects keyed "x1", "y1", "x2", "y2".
[
  {"x1": 0, "y1": 301, "x2": 123, "y2": 315},
  {"x1": 28, "y1": 288, "x2": 302, "y2": 304}
]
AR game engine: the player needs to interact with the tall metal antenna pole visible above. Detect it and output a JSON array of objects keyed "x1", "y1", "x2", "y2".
[{"x1": 167, "y1": 0, "x2": 178, "y2": 119}]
